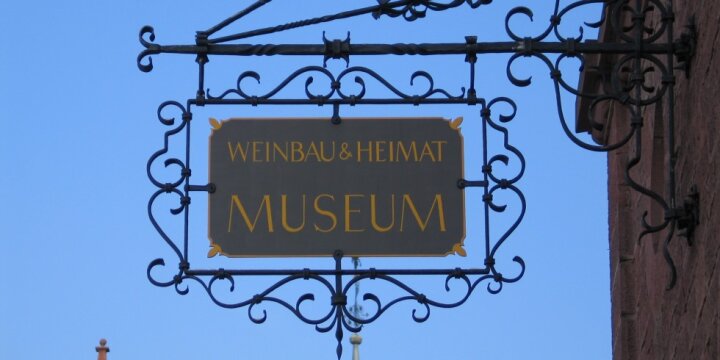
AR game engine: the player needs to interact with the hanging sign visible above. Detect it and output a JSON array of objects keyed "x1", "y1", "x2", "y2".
[{"x1": 208, "y1": 117, "x2": 466, "y2": 257}]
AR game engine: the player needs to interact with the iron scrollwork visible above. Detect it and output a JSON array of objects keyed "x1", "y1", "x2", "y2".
[
  {"x1": 140, "y1": 0, "x2": 697, "y2": 357},
  {"x1": 499, "y1": 0, "x2": 697, "y2": 288},
  {"x1": 208, "y1": 67, "x2": 465, "y2": 103},
  {"x1": 145, "y1": 89, "x2": 525, "y2": 359}
]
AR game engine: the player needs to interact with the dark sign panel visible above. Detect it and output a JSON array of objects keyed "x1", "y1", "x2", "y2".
[{"x1": 208, "y1": 117, "x2": 465, "y2": 257}]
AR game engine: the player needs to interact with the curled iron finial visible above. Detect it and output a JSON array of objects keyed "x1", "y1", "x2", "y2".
[{"x1": 138, "y1": 26, "x2": 160, "y2": 72}]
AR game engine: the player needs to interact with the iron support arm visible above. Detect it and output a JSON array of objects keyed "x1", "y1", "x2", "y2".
[{"x1": 142, "y1": 40, "x2": 679, "y2": 57}]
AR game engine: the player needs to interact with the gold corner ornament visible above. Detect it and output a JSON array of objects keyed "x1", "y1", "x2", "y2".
[
  {"x1": 209, "y1": 117, "x2": 223, "y2": 130},
  {"x1": 449, "y1": 116, "x2": 463, "y2": 130},
  {"x1": 452, "y1": 243, "x2": 467, "y2": 257},
  {"x1": 207, "y1": 243, "x2": 223, "y2": 258}
]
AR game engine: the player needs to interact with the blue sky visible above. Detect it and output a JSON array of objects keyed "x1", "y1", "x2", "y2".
[{"x1": 0, "y1": 1, "x2": 610, "y2": 359}]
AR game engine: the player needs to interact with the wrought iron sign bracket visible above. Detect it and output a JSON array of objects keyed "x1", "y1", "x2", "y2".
[
  {"x1": 139, "y1": 0, "x2": 698, "y2": 357},
  {"x1": 673, "y1": 17, "x2": 697, "y2": 77},
  {"x1": 667, "y1": 185, "x2": 699, "y2": 245}
]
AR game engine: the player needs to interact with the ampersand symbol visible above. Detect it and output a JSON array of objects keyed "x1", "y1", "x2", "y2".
[{"x1": 339, "y1": 142, "x2": 352, "y2": 160}]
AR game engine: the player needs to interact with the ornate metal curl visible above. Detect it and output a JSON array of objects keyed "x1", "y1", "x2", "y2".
[
  {"x1": 146, "y1": 100, "x2": 192, "y2": 290},
  {"x1": 503, "y1": 0, "x2": 697, "y2": 288},
  {"x1": 372, "y1": 0, "x2": 492, "y2": 21},
  {"x1": 140, "y1": 0, "x2": 697, "y2": 357},
  {"x1": 207, "y1": 66, "x2": 465, "y2": 103}
]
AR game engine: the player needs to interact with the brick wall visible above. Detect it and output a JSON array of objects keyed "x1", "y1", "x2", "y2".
[{"x1": 580, "y1": 1, "x2": 719, "y2": 359}]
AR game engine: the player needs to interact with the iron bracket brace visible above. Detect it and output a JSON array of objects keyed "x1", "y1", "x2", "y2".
[
  {"x1": 186, "y1": 183, "x2": 217, "y2": 193},
  {"x1": 457, "y1": 179, "x2": 489, "y2": 188},
  {"x1": 674, "y1": 17, "x2": 697, "y2": 77},
  {"x1": 677, "y1": 186, "x2": 700, "y2": 245},
  {"x1": 665, "y1": 186, "x2": 700, "y2": 245}
]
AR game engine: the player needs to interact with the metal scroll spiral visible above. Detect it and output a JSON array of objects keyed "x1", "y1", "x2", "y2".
[
  {"x1": 146, "y1": 100, "x2": 191, "y2": 288},
  {"x1": 504, "y1": 0, "x2": 679, "y2": 287},
  {"x1": 207, "y1": 66, "x2": 466, "y2": 103},
  {"x1": 373, "y1": 0, "x2": 492, "y2": 21},
  {"x1": 480, "y1": 98, "x2": 526, "y2": 290},
  {"x1": 137, "y1": 26, "x2": 159, "y2": 73},
  {"x1": 147, "y1": 262, "x2": 517, "y2": 360}
]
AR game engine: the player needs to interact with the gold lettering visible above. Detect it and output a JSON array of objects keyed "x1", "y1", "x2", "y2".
[
  {"x1": 227, "y1": 142, "x2": 250, "y2": 162},
  {"x1": 273, "y1": 142, "x2": 289, "y2": 162},
  {"x1": 251, "y1": 141, "x2": 263, "y2": 162},
  {"x1": 419, "y1": 142, "x2": 437, "y2": 162},
  {"x1": 344, "y1": 194, "x2": 365, "y2": 232},
  {"x1": 313, "y1": 194, "x2": 337, "y2": 232},
  {"x1": 357, "y1": 141, "x2": 372, "y2": 162},
  {"x1": 319, "y1": 141, "x2": 336, "y2": 162},
  {"x1": 396, "y1": 141, "x2": 418, "y2": 162},
  {"x1": 375, "y1": 141, "x2": 387, "y2": 162},
  {"x1": 250, "y1": 141, "x2": 262, "y2": 162},
  {"x1": 226, "y1": 140, "x2": 446, "y2": 163},
  {"x1": 339, "y1": 142, "x2": 352, "y2": 160},
  {"x1": 432, "y1": 141, "x2": 447, "y2": 162},
  {"x1": 400, "y1": 194, "x2": 446, "y2": 232},
  {"x1": 291, "y1": 141, "x2": 305, "y2": 162},
  {"x1": 228, "y1": 195, "x2": 274, "y2": 233},
  {"x1": 305, "y1": 142, "x2": 321, "y2": 162},
  {"x1": 281, "y1": 194, "x2": 306, "y2": 233},
  {"x1": 370, "y1": 194, "x2": 395, "y2": 232}
]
